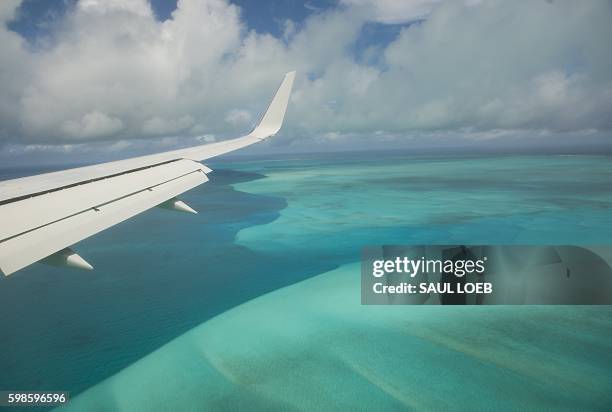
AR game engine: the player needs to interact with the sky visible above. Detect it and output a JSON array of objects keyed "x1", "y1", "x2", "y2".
[{"x1": 0, "y1": 0, "x2": 611, "y2": 165}]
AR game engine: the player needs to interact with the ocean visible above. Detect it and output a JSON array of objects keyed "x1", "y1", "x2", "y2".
[{"x1": 0, "y1": 152, "x2": 611, "y2": 410}]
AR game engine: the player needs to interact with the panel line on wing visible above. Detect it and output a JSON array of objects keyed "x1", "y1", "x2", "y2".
[
  {"x1": 0, "y1": 158, "x2": 187, "y2": 206},
  {"x1": 0, "y1": 168, "x2": 206, "y2": 244},
  {"x1": 0, "y1": 170, "x2": 208, "y2": 275}
]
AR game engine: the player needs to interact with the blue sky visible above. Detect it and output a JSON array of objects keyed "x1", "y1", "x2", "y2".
[
  {"x1": 10, "y1": 1, "x2": 343, "y2": 40},
  {"x1": 9, "y1": 0, "x2": 404, "y2": 55},
  {"x1": 0, "y1": 0, "x2": 610, "y2": 165}
]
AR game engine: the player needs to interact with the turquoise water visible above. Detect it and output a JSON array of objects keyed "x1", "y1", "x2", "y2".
[
  {"x1": 62, "y1": 264, "x2": 612, "y2": 411},
  {"x1": 1, "y1": 153, "x2": 611, "y2": 410}
]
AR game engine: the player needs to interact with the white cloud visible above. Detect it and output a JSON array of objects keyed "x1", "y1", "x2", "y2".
[
  {"x1": 224, "y1": 109, "x2": 252, "y2": 126},
  {"x1": 105, "y1": 140, "x2": 132, "y2": 152},
  {"x1": 322, "y1": 131, "x2": 343, "y2": 140},
  {"x1": 196, "y1": 134, "x2": 216, "y2": 143},
  {"x1": 0, "y1": 0, "x2": 610, "y2": 150},
  {"x1": 142, "y1": 115, "x2": 194, "y2": 135},
  {"x1": 340, "y1": 0, "x2": 442, "y2": 23},
  {"x1": 62, "y1": 111, "x2": 124, "y2": 139},
  {"x1": 78, "y1": 0, "x2": 153, "y2": 17},
  {"x1": 0, "y1": 0, "x2": 21, "y2": 22},
  {"x1": 22, "y1": 144, "x2": 74, "y2": 153},
  {"x1": 156, "y1": 136, "x2": 180, "y2": 147}
]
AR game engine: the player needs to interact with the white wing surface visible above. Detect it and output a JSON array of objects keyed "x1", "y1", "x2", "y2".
[{"x1": 0, "y1": 71, "x2": 296, "y2": 276}]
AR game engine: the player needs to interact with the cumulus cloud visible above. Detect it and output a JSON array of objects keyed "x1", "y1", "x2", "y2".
[
  {"x1": 78, "y1": 0, "x2": 153, "y2": 16},
  {"x1": 0, "y1": 0, "x2": 610, "y2": 151},
  {"x1": 340, "y1": 0, "x2": 442, "y2": 23},
  {"x1": 196, "y1": 134, "x2": 216, "y2": 143},
  {"x1": 224, "y1": 109, "x2": 252, "y2": 126},
  {"x1": 141, "y1": 115, "x2": 194, "y2": 135},
  {"x1": 62, "y1": 111, "x2": 124, "y2": 139}
]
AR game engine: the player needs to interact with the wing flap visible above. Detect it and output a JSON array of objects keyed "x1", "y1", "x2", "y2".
[
  {"x1": 0, "y1": 159, "x2": 209, "y2": 242},
  {"x1": 0, "y1": 162, "x2": 208, "y2": 275}
]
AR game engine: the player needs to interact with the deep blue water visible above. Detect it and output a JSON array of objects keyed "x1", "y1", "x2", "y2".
[
  {"x1": 0, "y1": 168, "x2": 307, "y2": 396},
  {"x1": 0, "y1": 152, "x2": 611, "y2": 410}
]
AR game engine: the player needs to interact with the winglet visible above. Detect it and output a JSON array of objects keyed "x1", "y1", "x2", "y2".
[{"x1": 249, "y1": 71, "x2": 296, "y2": 140}]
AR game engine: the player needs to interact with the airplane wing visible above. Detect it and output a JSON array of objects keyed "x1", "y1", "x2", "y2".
[{"x1": 0, "y1": 71, "x2": 296, "y2": 276}]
